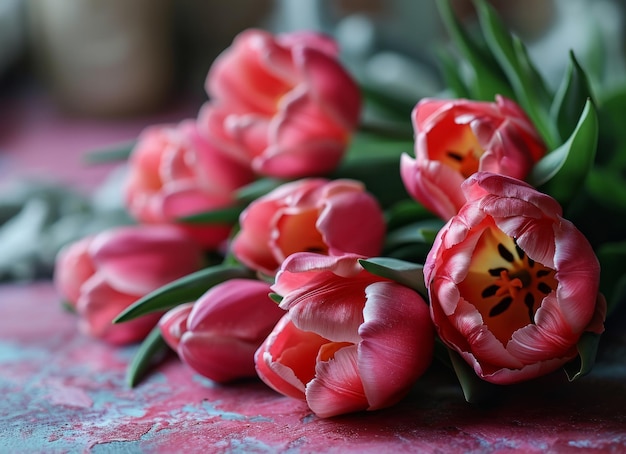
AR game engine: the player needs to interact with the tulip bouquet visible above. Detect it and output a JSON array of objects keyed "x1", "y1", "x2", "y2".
[{"x1": 53, "y1": 0, "x2": 625, "y2": 418}]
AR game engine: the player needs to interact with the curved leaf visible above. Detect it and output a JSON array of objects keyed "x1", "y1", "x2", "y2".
[
  {"x1": 435, "y1": 46, "x2": 472, "y2": 99},
  {"x1": 447, "y1": 347, "x2": 501, "y2": 404},
  {"x1": 528, "y1": 99, "x2": 598, "y2": 204},
  {"x1": 126, "y1": 326, "x2": 170, "y2": 388},
  {"x1": 359, "y1": 257, "x2": 427, "y2": 297},
  {"x1": 474, "y1": 0, "x2": 558, "y2": 148},
  {"x1": 563, "y1": 331, "x2": 602, "y2": 381},
  {"x1": 435, "y1": 0, "x2": 514, "y2": 101},
  {"x1": 178, "y1": 206, "x2": 244, "y2": 225},
  {"x1": 550, "y1": 51, "x2": 596, "y2": 142},
  {"x1": 384, "y1": 199, "x2": 434, "y2": 230},
  {"x1": 236, "y1": 178, "x2": 286, "y2": 203},
  {"x1": 113, "y1": 264, "x2": 255, "y2": 323}
]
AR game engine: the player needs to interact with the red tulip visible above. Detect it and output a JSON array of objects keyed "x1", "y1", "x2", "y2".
[
  {"x1": 231, "y1": 178, "x2": 385, "y2": 276},
  {"x1": 54, "y1": 225, "x2": 204, "y2": 345},
  {"x1": 198, "y1": 29, "x2": 361, "y2": 178},
  {"x1": 425, "y1": 172, "x2": 606, "y2": 384},
  {"x1": 255, "y1": 253, "x2": 434, "y2": 418},
  {"x1": 159, "y1": 279, "x2": 284, "y2": 383},
  {"x1": 124, "y1": 120, "x2": 255, "y2": 249},
  {"x1": 401, "y1": 96, "x2": 546, "y2": 220}
]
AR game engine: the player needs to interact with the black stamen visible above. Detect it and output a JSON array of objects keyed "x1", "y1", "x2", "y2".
[
  {"x1": 524, "y1": 292, "x2": 535, "y2": 309},
  {"x1": 515, "y1": 243, "x2": 525, "y2": 260},
  {"x1": 498, "y1": 243, "x2": 515, "y2": 262},
  {"x1": 446, "y1": 150, "x2": 464, "y2": 162},
  {"x1": 481, "y1": 285, "x2": 500, "y2": 298},
  {"x1": 489, "y1": 296, "x2": 513, "y2": 317},
  {"x1": 488, "y1": 267, "x2": 507, "y2": 277},
  {"x1": 527, "y1": 257, "x2": 535, "y2": 268},
  {"x1": 524, "y1": 292, "x2": 536, "y2": 323},
  {"x1": 536, "y1": 269, "x2": 550, "y2": 277},
  {"x1": 537, "y1": 282, "x2": 552, "y2": 294}
]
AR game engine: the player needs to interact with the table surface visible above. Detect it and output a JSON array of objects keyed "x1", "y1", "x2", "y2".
[
  {"x1": 1, "y1": 282, "x2": 626, "y2": 453},
  {"x1": 2, "y1": 91, "x2": 626, "y2": 453}
]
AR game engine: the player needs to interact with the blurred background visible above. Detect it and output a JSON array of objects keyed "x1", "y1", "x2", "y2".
[
  {"x1": 0, "y1": 0, "x2": 624, "y2": 281},
  {"x1": 1, "y1": 0, "x2": 624, "y2": 118}
]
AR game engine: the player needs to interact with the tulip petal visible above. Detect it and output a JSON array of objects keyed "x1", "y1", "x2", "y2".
[
  {"x1": 78, "y1": 274, "x2": 160, "y2": 345},
  {"x1": 295, "y1": 46, "x2": 361, "y2": 131},
  {"x1": 158, "y1": 303, "x2": 194, "y2": 351},
  {"x1": 179, "y1": 332, "x2": 259, "y2": 383},
  {"x1": 89, "y1": 226, "x2": 202, "y2": 296},
  {"x1": 207, "y1": 29, "x2": 293, "y2": 114},
  {"x1": 255, "y1": 315, "x2": 323, "y2": 399},
  {"x1": 306, "y1": 345, "x2": 367, "y2": 418},
  {"x1": 187, "y1": 279, "x2": 283, "y2": 340},
  {"x1": 53, "y1": 236, "x2": 96, "y2": 306},
  {"x1": 358, "y1": 282, "x2": 434, "y2": 409},
  {"x1": 317, "y1": 188, "x2": 385, "y2": 258}
]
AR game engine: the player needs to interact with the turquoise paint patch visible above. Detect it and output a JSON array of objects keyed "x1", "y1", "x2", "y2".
[
  {"x1": 192, "y1": 374, "x2": 217, "y2": 388},
  {"x1": 0, "y1": 341, "x2": 47, "y2": 364}
]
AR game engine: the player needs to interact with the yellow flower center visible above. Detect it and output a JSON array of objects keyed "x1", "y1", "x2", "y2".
[
  {"x1": 457, "y1": 226, "x2": 558, "y2": 345},
  {"x1": 440, "y1": 126, "x2": 484, "y2": 178}
]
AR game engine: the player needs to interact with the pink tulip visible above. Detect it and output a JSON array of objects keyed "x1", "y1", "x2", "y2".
[
  {"x1": 425, "y1": 172, "x2": 606, "y2": 385},
  {"x1": 159, "y1": 279, "x2": 284, "y2": 383},
  {"x1": 255, "y1": 253, "x2": 434, "y2": 418},
  {"x1": 401, "y1": 96, "x2": 546, "y2": 220},
  {"x1": 54, "y1": 225, "x2": 204, "y2": 345},
  {"x1": 198, "y1": 29, "x2": 361, "y2": 178},
  {"x1": 231, "y1": 178, "x2": 386, "y2": 276},
  {"x1": 124, "y1": 120, "x2": 255, "y2": 249}
]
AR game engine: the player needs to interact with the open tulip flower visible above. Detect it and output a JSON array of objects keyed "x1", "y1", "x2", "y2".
[
  {"x1": 425, "y1": 172, "x2": 607, "y2": 385},
  {"x1": 401, "y1": 96, "x2": 546, "y2": 220},
  {"x1": 255, "y1": 253, "x2": 435, "y2": 418},
  {"x1": 53, "y1": 225, "x2": 204, "y2": 345},
  {"x1": 231, "y1": 178, "x2": 386, "y2": 276},
  {"x1": 159, "y1": 279, "x2": 285, "y2": 383},
  {"x1": 198, "y1": 29, "x2": 361, "y2": 178},
  {"x1": 125, "y1": 120, "x2": 255, "y2": 250}
]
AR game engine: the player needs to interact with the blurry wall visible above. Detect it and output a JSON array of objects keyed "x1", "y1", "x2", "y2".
[{"x1": 1, "y1": 0, "x2": 624, "y2": 119}]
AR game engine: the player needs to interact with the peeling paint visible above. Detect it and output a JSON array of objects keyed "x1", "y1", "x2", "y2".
[{"x1": 2, "y1": 283, "x2": 626, "y2": 453}]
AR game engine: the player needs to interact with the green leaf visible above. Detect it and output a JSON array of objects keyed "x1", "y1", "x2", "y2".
[
  {"x1": 84, "y1": 141, "x2": 135, "y2": 164},
  {"x1": 114, "y1": 264, "x2": 255, "y2": 323},
  {"x1": 384, "y1": 219, "x2": 445, "y2": 250},
  {"x1": 360, "y1": 83, "x2": 417, "y2": 124},
  {"x1": 435, "y1": 47, "x2": 472, "y2": 99},
  {"x1": 236, "y1": 178, "x2": 286, "y2": 203},
  {"x1": 61, "y1": 301, "x2": 77, "y2": 314},
  {"x1": 269, "y1": 293, "x2": 283, "y2": 304},
  {"x1": 474, "y1": 0, "x2": 558, "y2": 148},
  {"x1": 528, "y1": 99, "x2": 598, "y2": 205},
  {"x1": 597, "y1": 241, "x2": 626, "y2": 315},
  {"x1": 178, "y1": 205, "x2": 244, "y2": 225},
  {"x1": 550, "y1": 51, "x2": 596, "y2": 142},
  {"x1": 384, "y1": 199, "x2": 435, "y2": 230},
  {"x1": 332, "y1": 135, "x2": 412, "y2": 208},
  {"x1": 447, "y1": 347, "x2": 501, "y2": 404},
  {"x1": 435, "y1": 0, "x2": 514, "y2": 101},
  {"x1": 358, "y1": 257, "x2": 427, "y2": 297},
  {"x1": 585, "y1": 167, "x2": 626, "y2": 211},
  {"x1": 563, "y1": 331, "x2": 602, "y2": 381},
  {"x1": 126, "y1": 327, "x2": 170, "y2": 388}
]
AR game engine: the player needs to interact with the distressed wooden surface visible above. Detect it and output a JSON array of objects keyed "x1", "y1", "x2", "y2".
[{"x1": 1, "y1": 282, "x2": 626, "y2": 453}]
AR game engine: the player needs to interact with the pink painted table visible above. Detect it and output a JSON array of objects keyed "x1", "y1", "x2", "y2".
[{"x1": 1, "y1": 283, "x2": 626, "y2": 453}]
